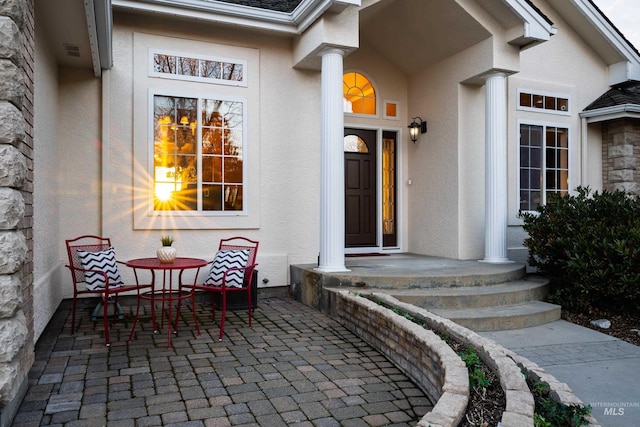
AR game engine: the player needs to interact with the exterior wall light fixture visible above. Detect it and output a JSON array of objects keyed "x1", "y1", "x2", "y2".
[{"x1": 408, "y1": 117, "x2": 427, "y2": 143}]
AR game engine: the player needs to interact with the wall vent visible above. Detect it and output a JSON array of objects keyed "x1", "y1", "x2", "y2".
[{"x1": 63, "y1": 43, "x2": 81, "y2": 57}]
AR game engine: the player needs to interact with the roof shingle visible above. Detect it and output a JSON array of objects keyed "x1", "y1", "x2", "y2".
[
  {"x1": 217, "y1": 0, "x2": 304, "y2": 13},
  {"x1": 584, "y1": 83, "x2": 640, "y2": 111}
]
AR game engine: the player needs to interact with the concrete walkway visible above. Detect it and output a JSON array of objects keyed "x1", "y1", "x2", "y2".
[
  {"x1": 481, "y1": 321, "x2": 640, "y2": 427},
  {"x1": 11, "y1": 294, "x2": 432, "y2": 427}
]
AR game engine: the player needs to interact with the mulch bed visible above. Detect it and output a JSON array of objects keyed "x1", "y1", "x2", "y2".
[
  {"x1": 562, "y1": 309, "x2": 640, "y2": 347},
  {"x1": 447, "y1": 340, "x2": 505, "y2": 427}
]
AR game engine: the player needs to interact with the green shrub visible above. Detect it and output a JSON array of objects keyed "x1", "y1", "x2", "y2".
[
  {"x1": 520, "y1": 187, "x2": 640, "y2": 314},
  {"x1": 460, "y1": 347, "x2": 491, "y2": 390},
  {"x1": 529, "y1": 379, "x2": 591, "y2": 427}
]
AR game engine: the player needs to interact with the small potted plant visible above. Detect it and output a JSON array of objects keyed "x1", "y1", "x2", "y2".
[{"x1": 157, "y1": 235, "x2": 177, "y2": 263}]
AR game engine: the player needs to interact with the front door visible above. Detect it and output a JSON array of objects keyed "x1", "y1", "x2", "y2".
[{"x1": 344, "y1": 128, "x2": 377, "y2": 247}]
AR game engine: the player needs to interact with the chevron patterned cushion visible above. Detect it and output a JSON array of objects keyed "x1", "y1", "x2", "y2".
[
  {"x1": 204, "y1": 249, "x2": 250, "y2": 288},
  {"x1": 77, "y1": 247, "x2": 125, "y2": 291}
]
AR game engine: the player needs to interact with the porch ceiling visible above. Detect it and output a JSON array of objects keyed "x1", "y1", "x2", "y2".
[{"x1": 358, "y1": 0, "x2": 492, "y2": 76}]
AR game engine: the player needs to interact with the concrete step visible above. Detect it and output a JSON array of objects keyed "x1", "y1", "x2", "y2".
[
  {"x1": 429, "y1": 301, "x2": 562, "y2": 332},
  {"x1": 290, "y1": 255, "x2": 559, "y2": 332},
  {"x1": 380, "y1": 276, "x2": 550, "y2": 310},
  {"x1": 318, "y1": 257, "x2": 527, "y2": 289}
]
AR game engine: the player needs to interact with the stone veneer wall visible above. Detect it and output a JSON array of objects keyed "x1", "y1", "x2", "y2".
[
  {"x1": 602, "y1": 118, "x2": 640, "y2": 195},
  {"x1": 0, "y1": 0, "x2": 34, "y2": 426}
]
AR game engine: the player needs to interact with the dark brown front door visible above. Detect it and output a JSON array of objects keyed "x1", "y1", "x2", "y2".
[{"x1": 344, "y1": 128, "x2": 377, "y2": 247}]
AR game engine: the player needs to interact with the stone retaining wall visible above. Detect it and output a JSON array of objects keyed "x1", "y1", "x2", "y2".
[{"x1": 327, "y1": 290, "x2": 600, "y2": 427}]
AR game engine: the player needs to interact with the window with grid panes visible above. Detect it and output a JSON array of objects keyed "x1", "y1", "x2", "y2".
[
  {"x1": 519, "y1": 124, "x2": 569, "y2": 211},
  {"x1": 153, "y1": 93, "x2": 245, "y2": 212}
]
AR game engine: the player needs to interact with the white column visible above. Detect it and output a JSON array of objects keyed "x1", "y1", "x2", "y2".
[
  {"x1": 316, "y1": 48, "x2": 348, "y2": 272},
  {"x1": 482, "y1": 72, "x2": 511, "y2": 263}
]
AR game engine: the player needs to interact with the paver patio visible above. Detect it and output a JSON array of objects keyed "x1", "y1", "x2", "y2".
[{"x1": 12, "y1": 292, "x2": 433, "y2": 426}]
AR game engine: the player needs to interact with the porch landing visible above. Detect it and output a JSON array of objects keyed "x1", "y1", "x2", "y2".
[{"x1": 289, "y1": 253, "x2": 561, "y2": 331}]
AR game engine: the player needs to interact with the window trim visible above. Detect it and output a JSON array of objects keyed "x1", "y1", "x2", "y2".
[
  {"x1": 343, "y1": 123, "x2": 405, "y2": 254},
  {"x1": 383, "y1": 100, "x2": 400, "y2": 120},
  {"x1": 149, "y1": 48, "x2": 248, "y2": 87},
  {"x1": 133, "y1": 32, "x2": 261, "y2": 230},
  {"x1": 517, "y1": 119, "x2": 571, "y2": 213},
  {"x1": 147, "y1": 88, "x2": 249, "y2": 216},
  {"x1": 516, "y1": 88, "x2": 570, "y2": 116}
]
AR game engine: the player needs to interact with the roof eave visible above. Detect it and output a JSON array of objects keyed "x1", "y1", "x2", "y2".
[
  {"x1": 111, "y1": 0, "x2": 360, "y2": 35},
  {"x1": 580, "y1": 104, "x2": 640, "y2": 123},
  {"x1": 503, "y1": 0, "x2": 556, "y2": 46},
  {"x1": 84, "y1": 0, "x2": 111, "y2": 77},
  {"x1": 574, "y1": 0, "x2": 640, "y2": 85},
  {"x1": 85, "y1": 0, "x2": 114, "y2": 76},
  {"x1": 95, "y1": 0, "x2": 114, "y2": 72}
]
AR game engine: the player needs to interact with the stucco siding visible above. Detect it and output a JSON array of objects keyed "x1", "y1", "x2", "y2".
[
  {"x1": 458, "y1": 83, "x2": 486, "y2": 260},
  {"x1": 33, "y1": 17, "x2": 62, "y2": 341},
  {"x1": 57, "y1": 68, "x2": 102, "y2": 275},
  {"x1": 406, "y1": 43, "x2": 500, "y2": 259},
  {"x1": 585, "y1": 123, "x2": 603, "y2": 189},
  {"x1": 84, "y1": 13, "x2": 328, "y2": 288},
  {"x1": 503, "y1": 0, "x2": 610, "y2": 258},
  {"x1": 343, "y1": 44, "x2": 409, "y2": 252},
  {"x1": 39, "y1": 1, "x2": 621, "y2": 307},
  {"x1": 259, "y1": 46, "x2": 321, "y2": 269},
  {"x1": 507, "y1": 0, "x2": 609, "y2": 225}
]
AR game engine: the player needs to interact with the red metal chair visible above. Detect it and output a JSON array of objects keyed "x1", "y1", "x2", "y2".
[
  {"x1": 65, "y1": 235, "x2": 151, "y2": 346},
  {"x1": 188, "y1": 237, "x2": 259, "y2": 341}
]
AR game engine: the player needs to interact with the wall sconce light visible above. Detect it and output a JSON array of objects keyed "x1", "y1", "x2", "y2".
[{"x1": 408, "y1": 117, "x2": 427, "y2": 143}]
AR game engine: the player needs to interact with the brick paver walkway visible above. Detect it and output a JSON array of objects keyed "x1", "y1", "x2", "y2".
[{"x1": 12, "y1": 294, "x2": 432, "y2": 426}]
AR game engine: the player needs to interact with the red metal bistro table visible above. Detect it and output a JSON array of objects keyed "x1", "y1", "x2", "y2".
[{"x1": 126, "y1": 257, "x2": 208, "y2": 347}]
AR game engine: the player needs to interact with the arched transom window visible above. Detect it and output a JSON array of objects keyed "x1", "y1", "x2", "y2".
[
  {"x1": 344, "y1": 135, "x2": 369, "y2": 153},
  {"x1": 343, "y1": 72, "x2": 376, "y2": 115}
]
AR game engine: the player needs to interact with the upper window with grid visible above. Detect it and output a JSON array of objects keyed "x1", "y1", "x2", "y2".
[
  {"x1": 518, "y1": 90, "x2": 569, "y2": 114},
  {"x1": 151, "y1": 50, "x2": 247, "y2": 87},
  {"x1": 343, "y1": 72, "x2": 376, "y2": 115}
]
